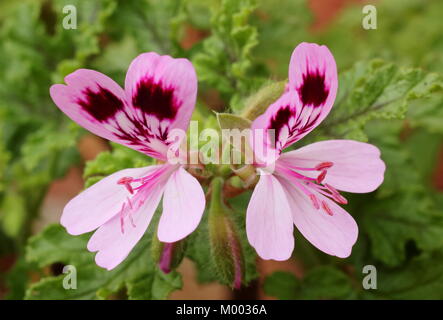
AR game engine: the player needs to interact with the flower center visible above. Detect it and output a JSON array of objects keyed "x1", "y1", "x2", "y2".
[
  {"x1": 277, "y1": 161, "x2": 346, "y2": 216},
  {"x1": 115, "y1": 166, "x2": 171, "y2": 234}
]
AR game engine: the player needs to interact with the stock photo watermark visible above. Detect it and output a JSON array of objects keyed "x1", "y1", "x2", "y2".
[
  {"x1": 362, "y1": 5, "x2": 377, "y2": 30},
  {"x1": 62, "y1": 5, "x2": 77, "y2": 30},
  {"x1": 362, "y1": 265, "x2": 377, "y2": 290},
  {"x1": 165, "y1": 121, "x2": 278, "y2": 173},
  {"x1": 62, "y1": 265, "x2": 77, "y2": 290}
]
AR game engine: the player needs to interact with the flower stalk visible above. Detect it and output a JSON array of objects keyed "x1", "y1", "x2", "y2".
[{"x1": 208, "y1": 177, "x2": 245, "y2": 289}]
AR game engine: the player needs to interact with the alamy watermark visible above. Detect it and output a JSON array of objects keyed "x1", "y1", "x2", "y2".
[
  {"x1": 362, "y1": 5, "x2": 377, "y2": 30},
  {"x1": 164, "y1": 121, "x2": 278, "y2": 174},
  {"x1": 62, "y1": 5, "x2": 77, "y2": 30},
  {"x1": 62, "y1": 265, "x2": 77, "y2": 290},
  {"x1": 362, "y1": 265, "x2": 377, "y2": 290}
]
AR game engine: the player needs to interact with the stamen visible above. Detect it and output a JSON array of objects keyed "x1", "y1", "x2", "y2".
[
  {"x1": 118, "y1": 176, "x2": 134, "y2": 194},
  {"x1": 283, "y1": 170, "x2": 317, "y2": 199},
  {"x1": 127, "y1": 197, "x2": 133, "y2": 209},
  {"x1": 308, "y1": 182, "x2": 348, "y2": 205},
  {"x1": 118, "y1": 176, "x2": 133, "y2": 184},
  {"x1": 316, "y1": 170, "x2": 327, "y2": 184},
  {"x1": 283, "y1": 163, "x2": 317, "y2": 171},
  {"x1": 128, "y1": 211, "x2": 136, "y2": 228},
  {"x1": 332, "y1": 193, "x2": 348, "y2": 205},
  {"x1": 321, "y1": 201, "x2": 334, "y2": 216},
  {"x1": 315, "y1": 162, "x2": 333, "y2": 170},
  {"x1": 278, "y1": 166, "x2": 316, "y2": 182},
  {"x1": 279, "y1": 160, "x2": 346, "y2": 210},
  {"x1": 309, "y1": 194, "x2": 320, "y2": 210},
  {"x1": 120, "y1": 202, "x2": 126, "y2": 234},
  {"x1": 126, "y1": 184, "x2": 134, "y2": 194},
  {"x1": 325, "y1": 183, "x2": 339, "y2": 195}
]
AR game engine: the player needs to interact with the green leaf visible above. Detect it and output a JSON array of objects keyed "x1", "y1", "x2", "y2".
[
  {"x1": 263, "y1": 271, "x2": 299, "y2": 300},
  {"x1": 4, "y1": 256, "x2": 33, "y2": 300},
  {"x1": 192, "y1": 0, "x2": 264, "y2": 110},
  {"x1": 1, "y1": 190, "x2": 27, "y2": 238},
  {"x1": 264, "y1": 266, "x2": 354, "y2": 300},
  {"x1": 26, "y1": 225, "x2": 91, "y2": 268},
  {"x1": 253, "y1": 0, "x2": 312, "y2": 76},
  {"x1": 25, "y1": 223, "x2": 182, "y2": 300},
  {"x1": 103, "y1": 0, "x2": 184, "y2": 56},
  {"x1": 318, "y1": 0, "x2": 443, "y2": 74},
  {"x1": 266, "y1": 251, "x2": 443, "y2": 300},
  {"x1": 318, "y1": 60, "x2": 443, "y2": 142},
  {"x1": 127, "y1": 270, "x2": 182, "y2": 300},
  {"x1": 359, "y1": 122, "x2": 443, "y2": 267},
  {"x1": 362, "y1": 191, "x2": 443, "y2": 267},
  {"x1": 20, "y1": 125, "x2": 80, "y2": 178},
  {"x1": 374, "y1": 251, "x2": 443, "y2": 299}
]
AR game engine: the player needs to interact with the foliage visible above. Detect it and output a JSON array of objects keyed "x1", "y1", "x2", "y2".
[
  {"x1": 1, "y1": 0, "x2": 443, "y2": 300},
  {"x1": 25, "y1": 223, "x2": 182, "y2": 300}
]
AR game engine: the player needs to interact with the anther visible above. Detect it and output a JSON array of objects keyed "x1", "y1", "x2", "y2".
[
  {"x1": 321, "y1": 201, "x2": 334, "y2": 216},
  {"x1": 325, "y1": 183, "x2": 339, "y2": 195},
  {"x1": 316, "y1": 170, "x2": 327, "y2": 184},
  {"x1": 120, "y1": 203, "x2": 126, "y2": 234},
  {"x1": 128, "y1": 212, "x2": 136, "y2": 228},
  {"x1": 309, "y1": 194, "x2": 320, "y2": 210},
  {"x1": 333, "y1": 193, "x2": 348, "y2": 205},
  {"x1": 118, "y1": 176, "x2": 134, "y2": 194},
  {"x1": 315, "y1": 162, "x2": 333, "y2": 171},
  {"x1": 118, "y1": 176, "x2": 133, "y2": 184},
  {"x1": 127, "y1": 197, "x2": 133, "y2": 209}
]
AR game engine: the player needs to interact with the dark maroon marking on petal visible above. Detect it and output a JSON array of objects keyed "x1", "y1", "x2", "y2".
[
  {"x1": 298, "y1": 70, "x2": 329, "y2": 107},
  {"x1": 77, "y1": 85, "x2": 124, "y2": 122},
  {"x1": 268, "y1": 105, "x2": 292, "y2": 145},
  {"x1": 111, "y1": 109, "x2": 173, "y2": 157},
  {"x1": 132, "y1": 77, "x2": 178, "y2": 120},
  {"x1": 267, "y1": 102, "x2": 324, "y2": 149}
]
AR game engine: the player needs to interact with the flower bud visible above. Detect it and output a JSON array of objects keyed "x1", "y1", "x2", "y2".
[
  {"x1": 208, "y1": 177, "x2": 244, "y2": 289},
  {"x1": 151, "y1": 232, "x2": 186, "y2": 274},
  {"x1": 241, "y1": 80, "x2": 287, "y2": 120}
]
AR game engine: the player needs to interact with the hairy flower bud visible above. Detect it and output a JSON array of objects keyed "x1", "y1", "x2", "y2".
[
  {"x1": 208, "y1": 177, "x2": 245, "y2": 289},
  {"x1": 151, "y1": 233, "x2": 186, "y2": 274},
  {"x1": 241, "y1": 80, "x2": 287, "y2": 120}
]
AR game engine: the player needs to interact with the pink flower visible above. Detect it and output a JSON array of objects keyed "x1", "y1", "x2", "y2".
[
  {"x1": 50, "y1": 53, "x2": 205, "y2": 270},
  {"x1": 247, "y1": 43, "x2": 386, "y2": 260}
]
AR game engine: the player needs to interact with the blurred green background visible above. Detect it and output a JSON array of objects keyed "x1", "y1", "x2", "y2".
[{"x1": 1, "y1": 0, "x2": 443, "y2": 300}]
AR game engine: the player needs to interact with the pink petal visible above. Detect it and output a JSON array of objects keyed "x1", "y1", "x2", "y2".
[
  {"x1": 157, "y1": 167, "x2": 206, "y2": 242},
  {"x1": 246, "y1": 174, "x2": 294, "y2": 260},
  {"x1": 251, "y1": 43, "x2": 337, "y2": 157},
  {"x1": 279, "y1": 140, "x2": 386, "y2": 193},
  {"x1": 124, "y1": 52, "x2": 197, "y2": 133},
  {"x1": 61, "y1": 165, "x2": 162, "y2": 235},
  {"x1": 289, "y1": 42, "x2": 337, "y2": 116},
  {"x1": 250, "y1": 92, "x2": 299, "y2": 159},
  {"x1": 50, "y1": 70, "x2": 169, "y2": 159},
  {"x1": 50, "y1": 69, "x2": 128, "y2": 143},
  {"x1": 278, "y1": 176, "x2": 358, "y2": 258},
  {"x1": 87, "y1": 181, "x2": 166, "y2": 270},
  {"x1": 50, "y1": 52, "x2": 197, "y2": 161}
]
